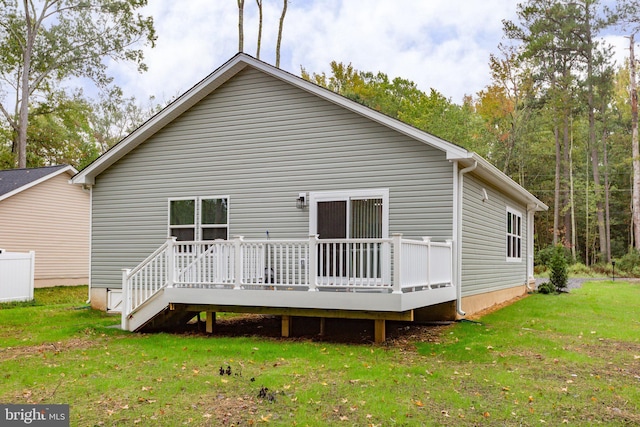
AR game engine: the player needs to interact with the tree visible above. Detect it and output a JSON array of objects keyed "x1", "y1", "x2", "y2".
[
  {"x1": 631, "y1": 36, "x2": 640, "y2": 250},
  {"x1": 0, "y1": 0, "x2": 156, "y2": 168},
  {"x1": 237, "y1": 0, "x2": 244, "y2": 52},
  {"x1": 301, "y1": 61, "x2": 492, "y2": 151},
  {"x1": 26, "y1": 90, "x2": 99, "y2": 169},
  {"x1": 276, "y1": 0, "x2": 287, "y2": 68},
  {"x1": 255, "y1": 0, "x2": 263, "y2": 59},
  {"x1": 614, "y1": 0, "x2": 640, "y2": 251},
  {"x1": 90, "y1": 88, "x2": 163, "y2": 155}
]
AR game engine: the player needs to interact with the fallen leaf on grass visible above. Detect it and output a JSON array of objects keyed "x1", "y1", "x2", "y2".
[
  {"x1": 413, "y1": 400, "x2": 424, "y2": 407},
  {"x1": 260, "y1": 414, "x2": 272, "y2": 423}
]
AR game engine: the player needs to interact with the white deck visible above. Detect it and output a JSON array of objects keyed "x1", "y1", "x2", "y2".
[{"x1": 121, "y1": 234, "x2": 455, "y2": 331}]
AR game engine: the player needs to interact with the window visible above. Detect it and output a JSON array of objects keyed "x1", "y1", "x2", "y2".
[
  {"x1": 506, "y1": 208, "x2": 522, "y2": 261},
  {"x1": 169, "y1": 197, "x2": 228, "y2": 241}
]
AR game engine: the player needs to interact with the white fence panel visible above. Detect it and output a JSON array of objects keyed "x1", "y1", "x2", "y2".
[{"x1": 0, "y1": 250, "x2": 35, "y2": 302}]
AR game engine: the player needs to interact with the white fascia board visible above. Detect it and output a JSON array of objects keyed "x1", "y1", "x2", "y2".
[
  {"x1": 0, "y1": 165, "x2": 77, "y2": 203},
  {"x1": 71, "y1": 53, "x2": 472, "y2": 185},
  {"x1": 249, "y1": 59, "x2": 472, "y2": 159},
  {"x1": 71, "y1": 57, "x2": 251, "y2": 186},
  {"x1": 463, "y1": 153, "x2": 548, "y2": 211}
]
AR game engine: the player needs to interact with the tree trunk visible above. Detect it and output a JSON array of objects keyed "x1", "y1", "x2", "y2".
[
  {"x1": 237, "y1": 0, "x2": 245, "y2": 52},
  {"x1": 569, "y1": 117, "x2": 576, "y2": 260},
  {"x1": 563, "y1": 108, "x2": 572, "y2": 247},
  {"x1": 553, "y1": 124, "x2": 561, "y2": 246},
  {"x1": 17, "y1": 1, "x2": 39, "y2": 169},
  {"x1": 631, "y1": 34, "x2": 640, "y2": 251},
  {"x1": 276, "y1": 0, "x2": 287, "y2": 68},
  {"x1": 256, "y1": 0, "x2": 263, "y2": 59},
  {"x1": 603, "y1": 124, "x2": 612, "y2": 260}
]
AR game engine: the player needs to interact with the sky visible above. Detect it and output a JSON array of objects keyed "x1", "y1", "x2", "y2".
[{"x1": 106, "y1": 0, "x2": 629, "y2": 106}]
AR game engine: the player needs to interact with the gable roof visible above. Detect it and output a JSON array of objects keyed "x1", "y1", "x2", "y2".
[
  {"x1": 0, "y1": 165, "x2": 77, "y2": 202},
  {"x1": 71, "y1": 53, "x2": 547, "y2": 211}
]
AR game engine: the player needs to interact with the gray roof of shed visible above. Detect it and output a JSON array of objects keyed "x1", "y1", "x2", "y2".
[{"x1": 0, "y1": 165, "x2": 76, "y2": 201}]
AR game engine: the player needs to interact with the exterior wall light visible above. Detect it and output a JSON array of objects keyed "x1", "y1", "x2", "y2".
[{"x1": 296, "y1": 193, "x2": 307, "y2": 209}]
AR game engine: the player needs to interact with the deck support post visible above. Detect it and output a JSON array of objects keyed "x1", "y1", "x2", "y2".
[
  {"x1": 206, "y1": 312, "x2": 216, "y2": 334},
  {"x1": 281, "y1": 315, "x2": 291, "y2": 337},
  {"x1": 166, "y1": 237, "x2": 176, "y2": 287},
  {"x1": 392, "y1": 233, "x2": 403, "y2": 294},
  {"x1": 319, "y1": 317, "x2": 326, "y2": 336},
  {"x1": 374, "y1": 319, "x2": 386, "y2": 343},
  {"x1": 121, "y1": 268, "x2": 131, "y2": 330},
  {"x1": 233, "y1": 236, "x2": 244, "y2": 290},
  {"x1": 308, "y1": 234, "x2": 318, "y2": 291},
  {"x1": 422, "y1": 237, "x2": 432, "y2": 288}
]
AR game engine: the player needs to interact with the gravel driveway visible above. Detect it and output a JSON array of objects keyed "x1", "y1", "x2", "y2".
[{"x1": 535, "y1": 277, "x2": 611, "y2": 291}]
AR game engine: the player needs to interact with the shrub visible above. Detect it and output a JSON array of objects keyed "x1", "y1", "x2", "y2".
[
  {"x1": 536, "y1": 244, "x2": 573, "y2": 268},
  {"x1": 537, "y1": 281, "x2": 555, "y2": 294},
  {"x1": 548, "y1": 245, "x2": 568, "y2": 292},
  {"x1": 614, "y1": 249, "x2": 640, "y2": 277},
  {"x1": 568, "y1": 262, "x2": 595, "y2": 277}
]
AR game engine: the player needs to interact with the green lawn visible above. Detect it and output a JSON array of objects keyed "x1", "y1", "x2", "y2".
[{"x1": 0, "y1": 282, "x2": 638, "y2": 426}]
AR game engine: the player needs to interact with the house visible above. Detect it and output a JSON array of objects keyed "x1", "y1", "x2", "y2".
[
  {"x1": 71, "y1": 53, "x2": 547, "y2": 342},
  {"x1": 0, "y1": 165, "x2": 89, "y2": 287}
]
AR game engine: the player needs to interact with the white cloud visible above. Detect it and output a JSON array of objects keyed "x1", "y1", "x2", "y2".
[{"x1": 102, "y1": 1, "x2": 526, "y2": 105}]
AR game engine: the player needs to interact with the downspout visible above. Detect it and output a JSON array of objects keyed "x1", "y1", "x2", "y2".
[
  {"x1": 525, "y1": 205, "x2": 536, "y2": 291},
  {"x1": 456, "y1": 160, "x2": 477, "y2": 317},
  {"x1": 83, "y1": 184, "x2": 93, "y2": 305}
]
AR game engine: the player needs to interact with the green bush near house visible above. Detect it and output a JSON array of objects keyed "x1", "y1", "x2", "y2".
[{"x1": 548, "y1": 244, "x2": 569, "y2": 292}]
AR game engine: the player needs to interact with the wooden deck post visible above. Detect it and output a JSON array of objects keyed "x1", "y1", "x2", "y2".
[
  {"x1": 206, "y1": 312, "x2": 216, "y2": 334},
  {"x1": 374, "y1": 319, "x2": 386, "y2": 343},
  {"x1": 319, "y1": 317, "x2": 325, "y2": 336},
  {"x1": 281, "y1": 315, "x2": 291, "y2": 337}
]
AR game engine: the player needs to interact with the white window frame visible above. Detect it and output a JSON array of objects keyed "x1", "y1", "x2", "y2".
[
  {"x1": 168, "y1": 196, "x2": 229, "y2": 241},
  {"x1": 309, "y1": 188, "x2": 390, "y2": 238},
  {"x1": 506, "y1": 206, "x2": 522, "y2": 262}
]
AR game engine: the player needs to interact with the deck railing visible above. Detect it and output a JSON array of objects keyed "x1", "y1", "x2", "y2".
[{"x1": 122, "y1": 234, "x2": 453, "y2": 321}]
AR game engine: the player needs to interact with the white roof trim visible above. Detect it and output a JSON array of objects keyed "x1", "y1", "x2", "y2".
[
  {"x1": 0, "y1": 165, "x2": 78, "y2": 203},
  {"x1": 70, "y1": 53, "x2": 546, "y2": 211},
  {"x1": 460, "y1": 154, "x2": 548, "y2": 212},
  {"x1": 72, "y1": 53, "x2": 471, "y2": 186}
]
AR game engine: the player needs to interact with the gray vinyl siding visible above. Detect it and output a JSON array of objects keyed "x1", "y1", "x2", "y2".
[
  {"x1": 460, "y1": 174, "x2": 528, "y2": 296},
  {"x1": 92, "y1": 67, "x2": 455, "y2": 289}
]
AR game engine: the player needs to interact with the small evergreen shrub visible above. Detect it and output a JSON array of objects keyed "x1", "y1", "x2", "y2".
[
  {"x1": 537, "y1": 281, "x2": 555, "y2": 294},
  {"x1": 548, "y1": 245, "x2": 568, "y2": 292}
]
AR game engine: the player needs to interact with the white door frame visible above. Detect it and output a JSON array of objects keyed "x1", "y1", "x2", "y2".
[{"x1": 308, "y1": 188, "x2": 390, "y2": 238}]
